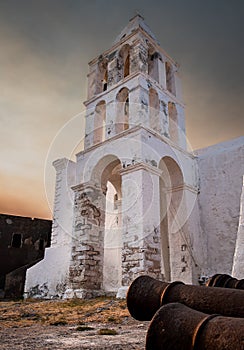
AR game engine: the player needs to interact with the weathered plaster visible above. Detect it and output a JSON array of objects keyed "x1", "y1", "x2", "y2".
[
  {"x1": 196, "y1": 137, "x2": 244, "y2": 276},
  {"x1": 24, "y1": 16, "x2": 243, "y2": 299},
  {"x1": 232, "y1": 176, "x2": 244, "y2": 278}
]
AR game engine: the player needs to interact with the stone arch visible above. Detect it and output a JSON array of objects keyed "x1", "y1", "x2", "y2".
[
  {"x1": 115, "y1": 87, "x2": 129, "y2": 134},
  {"x1": 159, "y1": 156, "x2": 184, "y2": 281},
  {"x1": 90, "y1": 154, "x2": 121, "y2": 187},
  {"x1": 149, "y1": 88, "x2": 160, "y2": 132},
  {"x1": 90, "y1": 155, "x2": 122, "y2": 291},
  {"x1": 96, "y1": 57, "x2": 108, "y2": 94},
  {"x1": 93, "y1": 100, "x2": 106, "y2": 144},
  {"x1": 165, "y1": 61, "x2": 176, "y2": 95},
  {"x1": 118, "y1": 44, "x2": 131, "y2": 79},
  {"x1": 168, "y1": 102, "x2": 178, "y2": 143}
]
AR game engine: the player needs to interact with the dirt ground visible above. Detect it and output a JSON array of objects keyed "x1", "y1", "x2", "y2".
[{"x1": 0, "y1": 298, "x2": 148, "y2": 349}]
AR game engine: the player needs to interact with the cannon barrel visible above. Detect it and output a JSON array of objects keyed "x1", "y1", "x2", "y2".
[
  {"x1": 146, "y1": 302, "x2": 244, "y2": 350},
  {"x1": 206, "y1": 274, "x2": 244, "y2": 290},
  {"x1": 127, "y1": 275, "x2": 244, "y2": 321}
]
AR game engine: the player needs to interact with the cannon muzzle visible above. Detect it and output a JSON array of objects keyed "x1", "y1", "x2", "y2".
[
  {"x1": 206, "y1": 274, "x2": 244, "y2": 289},
  {"x1": 146, "y1": 302, "x2": 244, "y2": 350},
  {"x1": 127, "y1": 275, "x2": 244, "y2": 321}
]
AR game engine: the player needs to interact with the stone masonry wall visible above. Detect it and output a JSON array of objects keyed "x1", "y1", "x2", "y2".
[{"x1": 68, "y1": 183, "x2": 106, "y2": 298}]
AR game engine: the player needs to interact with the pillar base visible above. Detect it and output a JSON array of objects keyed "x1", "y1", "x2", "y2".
[
  {"x1": 116, "y1": 286, "x2": 129, "y2": 299},
  {"x1": 64, "y1": 288, "x2": 105, "y2": 299},
  {"x1": 64, "y1": 288, "x2": 117, "y2": 299}
]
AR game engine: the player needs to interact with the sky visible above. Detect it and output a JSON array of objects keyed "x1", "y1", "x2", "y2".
[{"x1": 0, "y1": 0, "x2": 244, "y2": 219}]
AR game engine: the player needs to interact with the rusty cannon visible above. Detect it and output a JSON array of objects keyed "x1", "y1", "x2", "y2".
[
  {"x1": 126, "y1": 275, "x2": 244, "y2": 321},
  {"x1": 146, "y1": 302, "x2": 244, "y2": 350},
  {"x1": 206, "y1": 273, "x2": 244, "y2": 290}
]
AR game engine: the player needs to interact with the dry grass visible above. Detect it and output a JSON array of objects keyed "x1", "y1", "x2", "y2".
[{"x1": 0, "y1": 297, "x2": 130, "y2": 329}]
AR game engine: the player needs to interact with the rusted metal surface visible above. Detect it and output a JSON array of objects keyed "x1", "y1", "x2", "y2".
[
  {"x1": 126, "y1": 274, "x2": 182, "y2": 321},
  {"x1": 127, "y1": 275, "x2": 244, "y2": 321},
  {"x1": 206, "y1": 274, "x2": 244, "y2": 290},
  {"x1": 146, "y1": 303, "x2": 244, "y2": 350}
]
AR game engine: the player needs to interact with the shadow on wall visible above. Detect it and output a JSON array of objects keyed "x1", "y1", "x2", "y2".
[{"x1": 0, "y1": 214, "x2": 52, "y2": 299}]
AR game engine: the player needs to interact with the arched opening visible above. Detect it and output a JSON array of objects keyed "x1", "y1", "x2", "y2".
[
  {"x1": 96, "y1": 58, "x2": 108, "y2": 94},
  {"x1": 149, "y1": 88, "x2": 160, "y2": 132},
  {"x1": 104, "y1": 177, "x2": 122, "y2": 292},
  {"x1": 159, "y1": 157, "x2": 184, "y2": 281},
  {"x1": 91, "y1": 155, "x2": 122, "y2": 292},
  {"x1": 103, "y1": 161, "x2": 122, "y2": 292},
  {"x1": 168, "y1": 102, "x2": 178, "y2": 143},
  {"x1": 148, "y1": 45, "x2": 160, "y2": 83},
  {"x1": 93, "y1": 101, "x2": 106, "y2": 144},
  {"x1": 115, "y1": 87, "x2": 129, "y2": 134},
  {"x1": 118, "y1": 44, "x2": 131, "y2": 80},
  {"x1": 165, "y1": 62, "x2": 176, "y2": 95},
  {"x1": 124, "y1": 53, "x2": 130, "y2": 78}
]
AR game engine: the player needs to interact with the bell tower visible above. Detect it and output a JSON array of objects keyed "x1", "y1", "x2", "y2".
[
  {"x1": 67, "y1": 14, "x2": 202, "y2": 298},
  {"x1": 25, "y1": 15, "x2": 205, "y2": 299},
  {"x1": 84, "y1": 14, "x2": 186, "y2": 150}
]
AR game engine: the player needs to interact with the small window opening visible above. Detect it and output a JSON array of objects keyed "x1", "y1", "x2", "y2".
[
  {"x1": 39, "y1": 239, "x2": 44, "y2": 250},
  {"x1": 11, "y1": 233, "x2": 22, "y2": 248}
]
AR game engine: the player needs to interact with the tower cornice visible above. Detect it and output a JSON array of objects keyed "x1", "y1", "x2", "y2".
[
  {"x1": 88, "y1": 27, "x2": 178, "y2": 69},
  {"x1": 84, "y1": 70, "x2": 185, "y2": 107},
  {"x1": 76, "y1": 125, "x2": 195, "y2": 161}
]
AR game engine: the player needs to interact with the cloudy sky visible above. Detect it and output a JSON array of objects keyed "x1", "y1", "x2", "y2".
[{"x1": 0, "y1": 0, "x2": 243, "y2": 219}]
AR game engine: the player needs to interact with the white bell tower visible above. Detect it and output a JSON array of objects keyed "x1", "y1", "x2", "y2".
[
  {"x1": 67, "y1": 14, "x2": 203, "y2": 298},
  {"x1": 84, "y1": 14, "x2": 186, "y2": 150},
  {"x1": 25, "y1": 15, "x2": 205, "y2": 299}
]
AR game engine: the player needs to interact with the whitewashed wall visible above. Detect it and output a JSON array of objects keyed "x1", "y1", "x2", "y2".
[{"x1": 196, "y1": 136, "x2": 244, "y2": 276}]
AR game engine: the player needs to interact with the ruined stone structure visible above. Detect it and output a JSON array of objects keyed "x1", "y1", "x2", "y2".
[
  {"x1": 25, "y1": 15, "x2": 244, "y2": 299},
  {"x1": 0, "y1": 214, "x2": 51, "y2": 299}
]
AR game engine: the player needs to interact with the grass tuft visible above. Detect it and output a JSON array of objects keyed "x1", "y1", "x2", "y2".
[
  {"x1": 50, "y1": 319, "x2": 67, "y2": 326},
  {"x1": 76, "y1": 325, "x2": 95, "y2": 331},
  {"x1": 98, "y1": 328, "x2": 118, "y2": 335},
  {"x1": 107, "y1": 316, "x2": 116, "y2": 322}
]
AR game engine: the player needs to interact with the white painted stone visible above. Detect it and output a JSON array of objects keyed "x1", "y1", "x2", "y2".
[
  {"x1": 25, "y1": 16, "x2": 243, "y2": 299},
  {"x1": 24, "y1": 245, "x2": 72, "y2": 298},
  {"x1": 232, "y1": 176, "x2": 244, "y2": 278},
  {"x1": 116, "y1": 286, "x2": 129, "y2": 299},
  {"x1": 25, "y1": 158, "x2": 76, "y2": 298},
  {"x1": 196, "y1": 137, "x2": 244, "y2": 276}
]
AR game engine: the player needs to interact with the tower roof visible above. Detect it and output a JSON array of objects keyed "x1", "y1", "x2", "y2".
[{"x1": 113, "y1": 14, "x2": 159, "y2": 45}]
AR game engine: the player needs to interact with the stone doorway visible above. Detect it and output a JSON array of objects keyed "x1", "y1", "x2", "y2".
[
  {"x1": 159, "y1": 156, "x2": 184, "y2": 281},
  {"x1": 91, "y1": 155, "x2": 122, "y2": 293}
]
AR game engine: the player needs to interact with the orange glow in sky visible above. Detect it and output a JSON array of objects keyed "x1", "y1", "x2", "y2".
[{"x1": 0, "y1": 1, "x2": 243, "y2": 219}]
